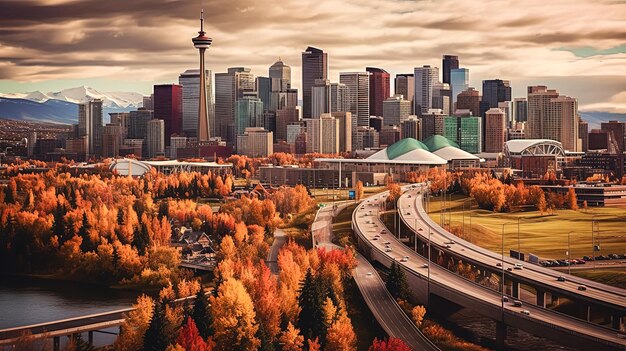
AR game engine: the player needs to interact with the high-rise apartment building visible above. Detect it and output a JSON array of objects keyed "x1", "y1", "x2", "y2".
[
  {"x1": 419, "y1": 110, "x2": 446, "y2": 140},
  {"x1": 383, "y1": 95, "x2": 411, "y2": 126},
  {"x1": 215, "y1": 67, "x2": 255, "y2": 143},
  {"x1": 401, "y1": 116, "x2": 422, "y2": 140},
  {"x1": 330, "y1": 83, "x2": 349, "y2": 113},
  {"x1": 513, "y1": 98, "x2": 528, "y2": 123},
  {"x1": 235, "y1": 96, "x2": 264, "y2": 136},
  {"x1": 142, "y1": 95, "x2": 154, "y2": 110},
  {"x1": 179, "y1": 69, "x2": 214, "y2": 139},
  {"x1": 442, "y1": 55, "x2": 459, "y2": 84},
  {"x1": 380, "y1": 125, "x2": 401, "y2": 146},
  {"x1": 354, "y1": 126, "x2": 380, "y2": 150},
  {"x1": 450, "y1": 68, "x2": 469, "y2": 108},
  {"x1": 413, "y1": 65, "x2": 439, "y2": 115},
  {"x1": 332, "y1": 111, "x2": 352, "y2": 153},
  {"x1": 432, "y1": 83, "x2": 451, "y2": 116},
  {"x1": 78, "y1": 99, "x2": 103, "y2": 158},
  {"x1": 319, "y1": 114, "x2": 340, "y2": 154},
  {"x1": 484, "y1": 108, "x2": 506, "y2": 153},
  {"x1": 340, "y1": 72, "x2": 370, "y2": 137},
  {"x1": 456, "y1": 88, "x2": 481, "y2": 117},
  {"x1": 527, "y1": 86, "x2": 579, "y2": 151},
  {"x1": 236, "y1": 127, "x2": 273, "y2": 157},
  {"x1": 275, "y1": 107, "x2": 300, "y2": 141},
  {"x1": 366, "y1": 67, "x2": 390, "y2": 117},
  {"x1": 146, "y1": 119, "x2": 165, "y2": 158},
  {"x1": 256, "y1": 76, "x2": 271, "y2": 109},
  {"x1": 153, "y1": 84, "x2": 182, "y2": 146},
  {"x1": 394, "y1": 74, "x2": 415, "y2": 114},
  {"x1": 302, "y1": 47, "x2": 328, "y2": 118},
  {"x1": 312, "y1": 79, "x2": 331, "y2": 119}
]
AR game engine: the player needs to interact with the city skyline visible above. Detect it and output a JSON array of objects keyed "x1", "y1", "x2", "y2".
[{"x1": 0, "y1": 0, "x2": 625, "y2": 112}]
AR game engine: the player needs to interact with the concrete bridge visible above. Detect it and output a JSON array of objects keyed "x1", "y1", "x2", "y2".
[{"x1": 353, "y1": 185, "x2": 626, "y2": 351}]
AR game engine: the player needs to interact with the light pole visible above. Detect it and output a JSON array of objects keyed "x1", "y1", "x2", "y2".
[
  {"x1": 428, "y1": 226, "x2": 431, "y2": 306},
  {"x1": 516, "y1": 217, "x2": 528, "y2": 261},
  {"x1": 461, "y1": 198, "x2": 474, "y2": 242},
  {"x1": 568, "y1": 231, "x2": 573, "y2": 275},
  {"x1": 502, "y1": 222, "x2": 516, "y2": 316}
]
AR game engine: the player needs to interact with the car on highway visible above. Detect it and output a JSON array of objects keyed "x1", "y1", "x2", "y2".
[
  {"x1": 400, "y1": 257, "x2": 408, "y2": 262},
  {"x1": 502, "y1": 296, "x2": 509, "y2": 302},
  {"x1": 445, "y1": 240, "x2": 456, "y2": 245},
  {"x1": 384, "y1": 241, "x2": 391, "y2": 245},
  {"x1": 496, "y1": 262, "x2": 502, "y2": 267},
  {"x1": 520, "y1": 310, "x2": 531, "y2": 316},
  {"x1": 578, "y1": 285, "x2": 587, "y2": 291},
  {"x1": 421, "y1": 264, "x2": 429, "y2": 268},
  {"x1": 507, "y1": 267, "x2": 513, "y2": 271},
  {"x1": 557, "y1": 276, "x2": 566, "y2": 282},
  {"x1": 445, "y1": 244, "x2": 452, "y2": 249},
  {"x1": 514, "y1": 263, "x2": 523, "y2": 270},
  {"x1": 367, "y1": 272, "x2": 373, "y2": 276},
  {"x1": 373, "y1": 237, "x2": 379, "y2": 240},
  {"x1": 385, "y1": 248, "x2": 392, "y2": 252},
  {"x1": 513, "y1": 300, "x2": 523, "y2": 307}
]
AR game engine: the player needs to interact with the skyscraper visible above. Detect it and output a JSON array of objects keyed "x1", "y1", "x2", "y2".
[
  {"x1": 256, "y1": 76, "x2": 271, "y2": 110},
  {"x1": 442, "y1": 55, "x2": 459, "y2": 84},
  {"x1": 109, "y1": 112, "x2": 130, "y2": 140},
  {"x1": 527, "y1": 86, "x2": 580, "y2": 151},
  {"x1": 332, "y1": 111, "x2": 352, "y2": 152},
  {"x1": 601, "y1": 121, "x2": 626, "y2": 154},
  {"x1": 330, "y1": 83, "x2": 349, "y2": 113},
  {"x1": 102, "y1": 124, "x2": 122, "y2": 157},
  {"x1": 128, "y1": 108, "x2": 153, "y2": 139},
  {"x1": 275, "y1": 107, "x2": 299, "y2": 141},
  {"x1": 394, "y1": 74, "x2": 415, "y2": 114},
  {"x1": 312, "y1": 79, "x2": 331, "y2": 119},
  {"x1": 432, "y1": 82, "x2": 451, "y2": 116},
  {"x1": 319, "y1": 114, "x2": 340, "y2": 154},
  {"x1": 366, "y1": 67, "x2": 390, "y2": 117},
  {"x1": 579, "y1": 119, "x2": 589, "y2": 152},
  {"x1": 269, "y1": 59, "x2": 291, "y2": 91},
  {"x1": 78, "y1": 99, "x2": 103, "y2": 158},
  {"x1": 456, "y1": 88, "x2": 481, "y2": 117},
  {"x1": 450, "y1": 68, "x2": 469, "y2": 108},
  {"x1": 484, "y1": 108, "x2": 506, "y2": 153},
  {"x1": 215, "y1": 67, "x2": 255, "y2": 142},
  {"x1": 179, "y1": 69, "x2": 213, "y2": 138},
  {"x1": 153, "y1": 84, "x2": 182, "y2": 147},
  {"x1": 340, "y1": 72, "x2": 370, "y2": 138},
  {"x1": 383, "y1": 95, "x2": 411, "y2": 126},
  {"x1": 401, "y1": 116, "x2": 422, "y2": 140},
  {"x1": 482, "y1": 79, "x2": 512, "y2": 110},
  {"x1": 443, "y1": 116, "x2": 482, "y2": 154},
  {"x1": 235, "y1": 96, "x2": 264, "y2": 136},
  {"x1": 513, "y1": 98, "x2": 528, "y2": 123},
  {"x1": 191, "y1": 10, "x2": 213, "y2": 143},
  {"x1": 413, "y1": 65, "x2": 439, "y2": 115},
  {"x1": 146, "y1": 119, "x2": 165, "y2": 158},
  {"x1": 302, "y1": 47, "x2": 328, "y2": 118},
  {"x1": 236, "y1": 128, "x2": 273, "y2": 157}
]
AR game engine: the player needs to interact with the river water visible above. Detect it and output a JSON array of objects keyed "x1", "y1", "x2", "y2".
[{"x1": 0, "y1": 275, "x2": 138, "y2": 348}]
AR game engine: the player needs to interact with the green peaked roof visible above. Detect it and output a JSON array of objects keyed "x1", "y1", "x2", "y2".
[
  {"x1": 423, "y1": 135, "x2": 459, "y2": 151},
  {"x1": 386, "y1": 138, "x2": 429, "y2": 160}
]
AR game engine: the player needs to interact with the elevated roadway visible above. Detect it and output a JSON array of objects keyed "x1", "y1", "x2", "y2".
[{"x1": 353, "y1": 186, "x2": 626, "y2": 351}]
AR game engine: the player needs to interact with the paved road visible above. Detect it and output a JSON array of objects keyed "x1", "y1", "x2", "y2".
[
  {"x1": 354, "y1": 188, "x2": 626, "y2": 351},
  {"x1": 399, "y1": 186, "x2": 626, "y2": 309},
  {"x1": 267, "y1": 228, "x2": 287, "y2": 274},
  {"x1": 312, "y1": 201, "x2": 440, "y2": 351}
]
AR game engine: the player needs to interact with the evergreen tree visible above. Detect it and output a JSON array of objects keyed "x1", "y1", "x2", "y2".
[
  {"x1": 144, "y1": 302, "x2": 170, "y2": 351},
  {"x1": 79, "y1": 211, "x2": 95, "y2": 252},
  {"x1": 297, "y1": 269, "x2": 327, "y2": 343},
  {"x1": 256, "y1": 323, "x2": 276, "y2": 351},
  {"x1": 71, "y1": 333, "x2": 94, "y2": 351},
  {"x1": 191, "y1": 289, "x2": 214, "y2": 339},
  {"x1": 132, "y1": 222, "x2": 151, "y2": 255},
  {"x1": 52, "y1": 203, "x2": 66, "y2": 240},
  {"x1": 386, "y1": 262, "x2": 410, "y2": 300}
]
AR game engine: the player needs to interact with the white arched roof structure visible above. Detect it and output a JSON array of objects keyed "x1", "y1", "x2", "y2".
[{"x1": 503, "y1": 139, "x2": 565, "y2": 157}]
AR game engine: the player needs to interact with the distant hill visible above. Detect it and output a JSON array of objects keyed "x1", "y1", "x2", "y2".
[{"x1": 0, "y1": 86, "x2": 144, "y2": 125}]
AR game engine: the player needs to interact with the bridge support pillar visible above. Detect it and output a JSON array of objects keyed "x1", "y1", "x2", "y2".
[
  {"x1": 511, "y1": 281, "x2": 520, "y2": 299},
  {"x1": 53, "y1": 336, "x2": 60, "y2": 351},
  {"x1": 495, "y1": 321, "x2": 507, "y2": 351},
  {"x1": 586, "y1": 305, "x2": 592, "y2": 322},
  {"x1": 536, "y1": 289, "x2": 546, "y2": 308},
  {"x1": 88, "y1": 331, "x2": 94, "y2": 345},
  {"x1": 611, "y1": 314, "x2": 623, "y2": 330},
  {"x1": 550, "y1": 293, "x2": 559, "y2": 306}
]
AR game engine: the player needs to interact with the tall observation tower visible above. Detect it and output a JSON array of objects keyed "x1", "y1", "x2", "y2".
[{"x1": 192, "y1": 10, "x2": 212, "y2": 143}]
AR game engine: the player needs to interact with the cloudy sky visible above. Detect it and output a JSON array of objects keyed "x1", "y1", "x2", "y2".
[{"x1": 0, "y1": 0, "x2": 625, "y2": 112}]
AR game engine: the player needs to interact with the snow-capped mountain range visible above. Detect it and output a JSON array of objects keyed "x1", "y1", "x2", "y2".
[
  {"x1": 0, "y1": 86, "x2": 146, "y2": 125},
  {"x1": 0, "y1": 86, "x2": 145, "y2": 109}
]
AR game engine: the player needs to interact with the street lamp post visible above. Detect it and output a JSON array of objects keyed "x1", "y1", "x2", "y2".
[
  {"x1": 516, "y1": 217, "x2": 528, "y2": 261},
  {"x1": 502, "y1": 222, "x2": 516, "y2": 317}
]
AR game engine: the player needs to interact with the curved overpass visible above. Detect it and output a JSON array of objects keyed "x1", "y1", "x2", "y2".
[
  {"x1": 312, "y1": 203, "x2": 439, "y2": 351},
  {"x1": 353, "y1": 186, "x2": 626, "y2": 351},
  {"x1": 399, "y1": 185, "x2": 626, "y2": 316}
]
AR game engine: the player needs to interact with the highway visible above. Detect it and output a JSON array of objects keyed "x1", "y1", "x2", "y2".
[
  {"x1": 353, "y1": 187, "x2": 626, "y2": 350},
  {"x1": 311, "y1": 202, "x2": 439, "y2": 351},
  {"x1": 399, "y1": 185, "x2": 626, "y2": 309}
]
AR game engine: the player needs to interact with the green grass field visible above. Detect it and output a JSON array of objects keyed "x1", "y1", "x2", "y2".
[{"x1": 427, "y1": 194, "x2": 626, "y2": 261}]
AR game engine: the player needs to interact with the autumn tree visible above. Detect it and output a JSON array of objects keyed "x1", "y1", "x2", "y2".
[
  {"x1": 211, "y1": 278, "x2": 260, "y2": 351},
  {"x1": 368, "y1": 337, "x2": 412, "y2": 351},
  {"x1": 279, "y1": 322, "x2": 304, "y2": 351},
  {"x1": 411, "y1": 305, "x2": 426, "y2": 329},
  {"x1": 175, "y1": 317, "x2": 214, "y2": 351},
  {"x1": 115, "y1": 295, "x2": 155, "y2": 351},
  {"x1": 566, "y1": 188, "x2": 578, "y2": 210},
  {"x1": 355, "y1": 181, "x2": 364, "y2": 201},
  {"x1": 324, "y1": 310, "x2": 357, "y2": 351}
]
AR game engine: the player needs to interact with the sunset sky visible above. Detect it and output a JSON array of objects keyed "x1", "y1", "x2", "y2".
[{"x1": 0, "y1": 0, "x2": 625, "y2": 111}]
